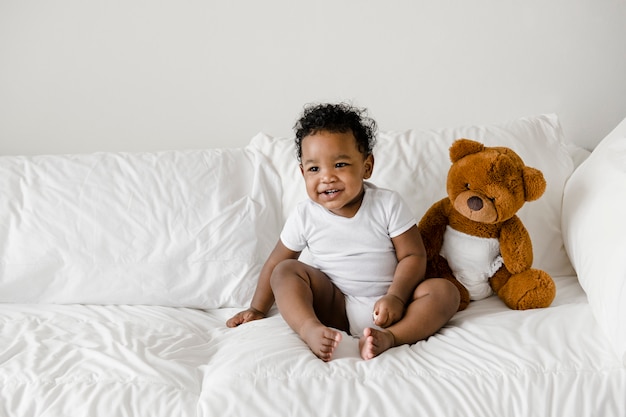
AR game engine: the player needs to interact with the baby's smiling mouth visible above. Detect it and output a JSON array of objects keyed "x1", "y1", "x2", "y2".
[{"x1": 320, "y1": 189, "x2": 340, "y2": 195}]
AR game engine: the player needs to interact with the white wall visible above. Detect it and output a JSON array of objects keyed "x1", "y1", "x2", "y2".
[{"x1": 1, "y1": 0, "x2": 625, "y2": 155}]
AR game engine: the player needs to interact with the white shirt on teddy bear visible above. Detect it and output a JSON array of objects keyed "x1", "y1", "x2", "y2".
[{"x1": 440, "y1": 225, "x2": 503, "y2": 300}]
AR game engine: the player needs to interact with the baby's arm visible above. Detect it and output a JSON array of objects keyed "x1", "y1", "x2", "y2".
[
  {"x1": 373, "y1": 225, "x2": 427, "y2": 328},
  {"x1": 226, "y1": 240, "x2": 300, "y2": 327}
]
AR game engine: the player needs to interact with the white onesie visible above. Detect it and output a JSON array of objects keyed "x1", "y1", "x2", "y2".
[
  {"x1": 280, "y1": 182, "x2": 416, "y2": 336},
  {"x1": 439, "y1": 225, "x2": 502, "y2": 300}
]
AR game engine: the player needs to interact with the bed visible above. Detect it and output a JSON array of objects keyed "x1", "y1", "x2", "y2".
[{"x1": 0, "y1": 113, "x2": 625, "y2": 416}]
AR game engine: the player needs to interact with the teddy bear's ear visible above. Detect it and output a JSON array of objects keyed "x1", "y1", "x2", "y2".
[
  {"x1": 449, "y1": 139, "x2": 485, "y2": 163},
  {"x1": 523, "y1": 166, "x2": 546, "y2": 201}
]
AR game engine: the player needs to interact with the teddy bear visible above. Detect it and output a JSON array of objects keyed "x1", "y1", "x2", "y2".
[{"x1": 417, "y1": 138, "x2": 556, "y2": 311}]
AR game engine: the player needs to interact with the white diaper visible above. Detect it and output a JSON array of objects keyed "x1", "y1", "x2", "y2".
[
  {"x1": 440, "y1": 225, "x2": 502, "y2": 300},
  {"x1": 345, "y1": 295, "x2": 383, "y2": 337}
]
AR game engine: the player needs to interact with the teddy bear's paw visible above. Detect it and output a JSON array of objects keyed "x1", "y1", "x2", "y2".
[{"x1": 497, "y1": 269, "x2": 556, "y2": 310}]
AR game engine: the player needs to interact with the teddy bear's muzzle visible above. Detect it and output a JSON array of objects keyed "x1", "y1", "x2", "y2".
[{"x1": 453, "y1": 191, "x2": 498, "y2": 223}]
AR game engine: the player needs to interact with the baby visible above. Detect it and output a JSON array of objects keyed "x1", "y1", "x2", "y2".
[{"x1": 227, "y1": 103, "x2": 459, "y2": 361}]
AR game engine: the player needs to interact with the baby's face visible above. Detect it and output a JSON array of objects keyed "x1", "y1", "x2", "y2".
[{"x1": 299, "y1": 130, "x2": 373, "y2": 218}]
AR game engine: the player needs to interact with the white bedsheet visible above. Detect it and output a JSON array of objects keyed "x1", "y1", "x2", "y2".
[
  {"x1": 202, "y1": 276, "x2": 626, "y2": 416},
  {"x1": 2, "y1": 276, "x2": 623, "y2": 417},
  {"x1": 0, "y1": 304, "x2": 210, "y2": 416}
]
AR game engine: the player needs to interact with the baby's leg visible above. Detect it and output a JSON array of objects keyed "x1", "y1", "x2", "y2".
[
  {"x1": 270, "y1": 259, "x2": 348, "y2": 362},
  {"x1": 360, "y1": 278, "x2": 459, "y2": 360}
]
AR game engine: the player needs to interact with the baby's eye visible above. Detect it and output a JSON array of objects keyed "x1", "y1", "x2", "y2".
[
  {"x1": 335, "y1": 162, "x2": 348, "y2": 168},
  {"x1": 308, "y1": 166, "x2": 319, "y2": 172}
]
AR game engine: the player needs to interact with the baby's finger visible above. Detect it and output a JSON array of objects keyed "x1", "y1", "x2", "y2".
[
  {"x1": 371, "y1": 310, "x2": 380, "y2": 326},
  {"x1": 373, "y1": 309, "x2": 387, "y2": 327}
]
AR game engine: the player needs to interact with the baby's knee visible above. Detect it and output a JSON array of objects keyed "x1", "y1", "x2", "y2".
[
  {"x1": 270, "y1": 259, "x2": 308, "y2": 288},
  {"x1": 441, "y1": 279, "x2": 461, "y2": 306},
  {"x1": 419, "y1": 278, "x2": 461, "y2": 311}
]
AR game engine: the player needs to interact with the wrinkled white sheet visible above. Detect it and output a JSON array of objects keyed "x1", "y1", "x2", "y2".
[
  {"x1": 2, "y1": 276, "x2": 624, "y2": 417},
  {"x1": 0, "y1": 304, "x2": 215, "y2": 416},
  {"x1": 201, "y1": 276, "x2": 626, "y2": 417}
]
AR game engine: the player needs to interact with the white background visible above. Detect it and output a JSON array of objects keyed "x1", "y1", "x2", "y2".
[{"x1": 1, "y1": 0, "x2": 625, "y2": 155}]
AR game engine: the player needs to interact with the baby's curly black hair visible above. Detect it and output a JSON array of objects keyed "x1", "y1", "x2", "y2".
[{"x1": 293, "y1": 103, "x2": 377, "y2": 162}]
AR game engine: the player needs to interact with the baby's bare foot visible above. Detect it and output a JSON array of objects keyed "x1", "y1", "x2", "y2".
[
  {"x1": 300, "y1": 320, "x2": 342, "y2": 362},
  {"x1": 359, "y1": 327, "x2": 395, "y2": 360}
]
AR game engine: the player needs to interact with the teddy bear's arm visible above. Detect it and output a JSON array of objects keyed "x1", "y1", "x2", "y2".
[
  {"x1": 417, "y1": 198, "x2": 451, "y2": 260},
  {"x1": 499, "y1": 216, "x2": 534, "y2": 274}
]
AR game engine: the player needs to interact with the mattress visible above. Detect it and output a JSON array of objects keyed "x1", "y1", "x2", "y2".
[
  {"x1": 1, "y1": 276, "x2": 623, "y2": 417},
  {"x1": 202, "y1": 275, "x2": 625, "y2": 416}
]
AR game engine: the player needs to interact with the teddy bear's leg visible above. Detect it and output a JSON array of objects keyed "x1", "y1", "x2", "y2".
[
  {"x1": 495, "y1": 269, "x2": 556, "y2": 310},
  {"x1": 489, "y1": 267, "x2": 512, "y2": 294},
  {"x1": 427, "y1": 255, "x2": 470, "y2": 311}
]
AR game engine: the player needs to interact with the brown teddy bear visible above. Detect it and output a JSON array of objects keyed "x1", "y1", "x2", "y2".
[{"x1": 418, "y1": 139, "x2": 556, "y2": 311}]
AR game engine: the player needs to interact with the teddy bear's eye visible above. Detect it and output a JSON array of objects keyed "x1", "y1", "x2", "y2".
[{"x1": 465, "y1": 183, "x2": 470, "y2": 189}]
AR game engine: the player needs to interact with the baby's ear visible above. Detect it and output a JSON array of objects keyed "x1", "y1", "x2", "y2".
[
  {"x1": 363, "y1": 154, "x2": 375, "y2": 179},
  {"x1": 449, "y1": 139, "x2": 485, "y2": 163}
]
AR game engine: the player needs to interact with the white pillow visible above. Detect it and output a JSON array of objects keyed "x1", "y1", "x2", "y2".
[
  {"x1": 0, "y1": 148, "x2": 283, "y2": 308},
  {"x1": 250, "y1": 114, "x2": 576, "y2": 277},
  {"x1": 562, "y1": 116, "x2": 626, "y2": 364},
  {"x1": 248, "y1": 132, "x2": 308, "y2": 223}
]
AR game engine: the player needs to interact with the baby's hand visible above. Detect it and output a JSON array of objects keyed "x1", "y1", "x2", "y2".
[
  {"x1": 372, "y1": 295, "x2": 405, "y2": 328},
  {"x1": 226, "y1": 307, "x2": 265, "y2": 328}
]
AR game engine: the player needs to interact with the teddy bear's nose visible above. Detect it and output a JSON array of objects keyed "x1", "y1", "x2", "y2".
[{"x1": 467, "y1": 196, "x2": 483, "y2": 211}]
